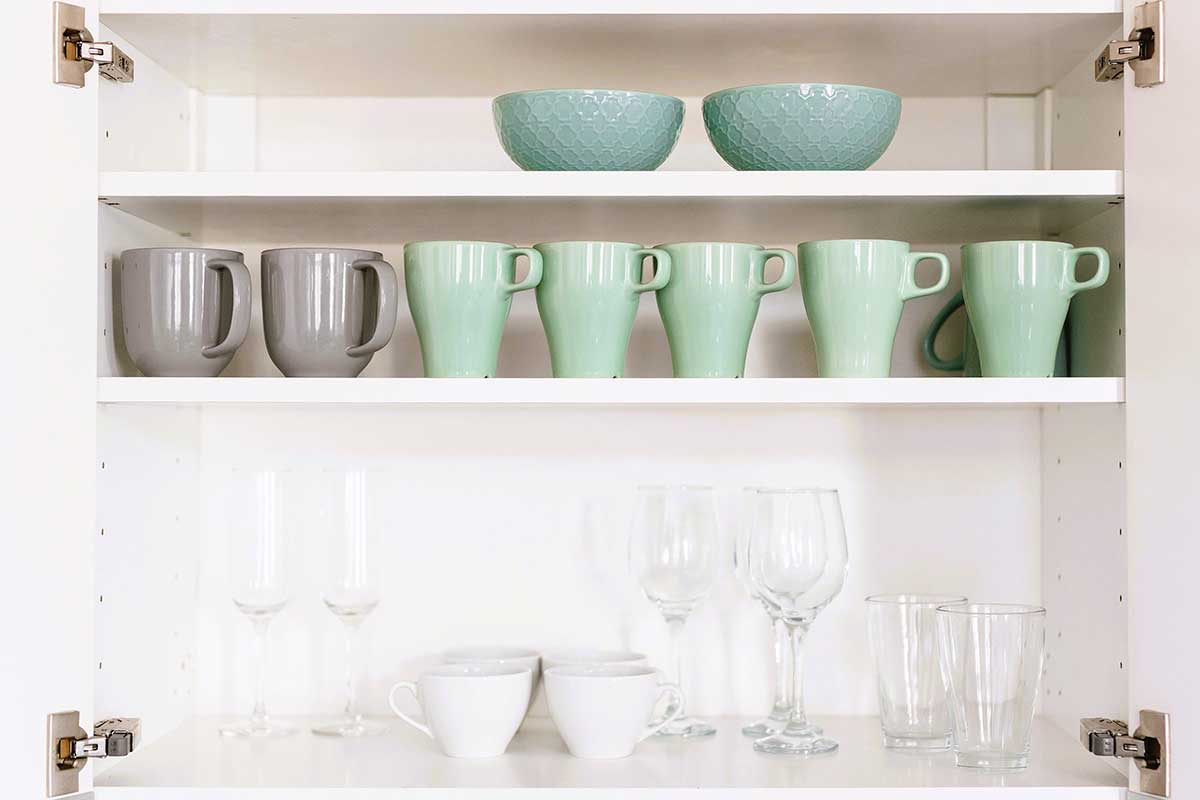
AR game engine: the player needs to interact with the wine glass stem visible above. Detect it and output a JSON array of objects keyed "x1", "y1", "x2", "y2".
[
  {"x1": 341, "y1": 620, "x2": 364, "y2": 725},
  {"x1": 666, "y1": 614, "x2": 689, "y2": 716},
  {"x1": 786, "y1": 620, "x2": 811, "y2": 727},
  {"x1": 772, "y1": 616, "x2": 793, "y2": 715},
  {"x1": 250, "y1": 617, "x2": 271, "y2": 727}
]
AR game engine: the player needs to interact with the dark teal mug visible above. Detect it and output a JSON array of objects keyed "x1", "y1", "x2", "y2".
[{"x1": 923, "y1": 290, "x2": 1069, "y2": 377}]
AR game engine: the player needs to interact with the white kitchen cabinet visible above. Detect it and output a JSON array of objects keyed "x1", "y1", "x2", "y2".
[{"x1": 6, "y1": 1, "x2": 1196, "y2": 798}]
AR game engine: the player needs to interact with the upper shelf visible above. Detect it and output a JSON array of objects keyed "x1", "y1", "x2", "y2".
[
  {"x1": 100, "y1": 10, "x2": 1122, "y2": 97},
  {"x1": 99, "y1": 170, "x2": 1123, "y2": 242}
]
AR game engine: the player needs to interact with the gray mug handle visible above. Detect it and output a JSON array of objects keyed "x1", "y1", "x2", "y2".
[
  {"x1": 346, "y1": 259, "x2": 399, "y2": 358},
  {"x1": 201, "y1": 258, "x2": 252, "y2": 359}
]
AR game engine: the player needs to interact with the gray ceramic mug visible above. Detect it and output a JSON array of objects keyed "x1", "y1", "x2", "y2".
[
  {"x1": 261, "y1": 248, "x2": 399, "y2": 377},
  {"x1": 119, "y1": 247, "x2": 252, "y2": 377}
]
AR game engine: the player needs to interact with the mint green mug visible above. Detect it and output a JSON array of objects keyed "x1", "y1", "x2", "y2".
[
  {"x1": 961, "y1": 241, "x2": 1108, "y2": 377},
  {"x1": 534, "y1": 241, "x2": 671, "y2": 378},
  {"x1": 654, "y1": 242, "x2": 796, "y2": 378},
  {"x1": 404, "y1": 241, "x2": 543, "y2": 378},
  {"x1": 923, "y1": 290, "x2": 1069, "y2": 377},
  {"x1": 798, "y1": 240, "x2": 950, "y2": 378}
]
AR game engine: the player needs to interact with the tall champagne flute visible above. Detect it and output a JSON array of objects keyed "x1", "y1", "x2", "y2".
[
  {"x1": 313, "y1": 469, "x2": 387, "y2": 737},
  {"x1": 220, "y1": 469, "x2": 296, "y2": 738},
  {"x1": 746, "y1": 488, "x2": 848, "y2": 755},
  {"x1": 629, "y1": 485, "x2": 718, "y2": 738},
  {"x1": 734, "y1": 486, "x2": 792, "y2": 738}
]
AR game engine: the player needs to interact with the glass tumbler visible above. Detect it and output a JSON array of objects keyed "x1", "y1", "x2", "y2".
[
  {"x1": 936, "y1": 603, "x2": 1047, "y2": 770},
  {"x1": 866, "y1": 594, "x2": 967, "y2": 750}
]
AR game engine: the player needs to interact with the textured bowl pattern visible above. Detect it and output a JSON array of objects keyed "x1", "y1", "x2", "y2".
[
  {"x1": 493, "y1": 90, "x2": 685, "y2": 171},
  {"x1": 702, "y1": 84, "x2": 901, "y2": 171}
]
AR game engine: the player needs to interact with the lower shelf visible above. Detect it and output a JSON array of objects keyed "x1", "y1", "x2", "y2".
[
  {"x1": 95, "y1": 377, "x2": 1126, "y2": 407},
  {"x1": 94, "y1": 716, "x2": 1124, "y2": 797}
]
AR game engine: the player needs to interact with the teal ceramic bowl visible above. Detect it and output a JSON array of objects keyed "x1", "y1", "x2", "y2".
[
  {"x1": 702, "y1": 84, "x2": 901, "y2": 171},
  {"x1": 493, "y1": 89, "x2": 685, "y2": 171}
]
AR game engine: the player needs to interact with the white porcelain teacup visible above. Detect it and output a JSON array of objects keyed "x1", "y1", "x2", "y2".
[
  {"x1": 545, "y1": 664, "x2": 683, "y2": 759},
  {"x1": 442, "y1": 647, "x2": 541, "y2": 715},
  {"x1": 388, "y1": 664, "x2": 532, "y2": 758}
]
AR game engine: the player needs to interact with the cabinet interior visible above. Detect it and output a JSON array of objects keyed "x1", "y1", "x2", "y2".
[{"x1": 91, "y1": 8, "x2": 1131, "y2": 795}]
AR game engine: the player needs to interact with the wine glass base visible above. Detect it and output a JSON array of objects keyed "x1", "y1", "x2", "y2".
[
  {"x1": 653, "y1": 716, "x2": 718, "y2": 739},
  {"x1": 218, "y1": 719, "x2": 297, "y2": 738},
  {"x1": 312, "y1": 719, "x2": 389, "y2": 737},
  {"x1": 753, "y1": 732, "x2": 838, "y2": 756},
  {"x1": 742, "y1": 716, "x2": 789, "y2": 737}
]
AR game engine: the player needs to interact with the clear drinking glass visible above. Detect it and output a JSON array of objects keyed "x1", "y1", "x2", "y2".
[
  {"x1": 746, "y1": 488, "x2": 848, "y2": 755},
  {"x1": 866, "y1": 593, "x2": 968, "y2": 750},
  {"x1": 313, "y1": 470, "x2": 387, "y2": 737},
  {"x1": 629, "y1": 485, "x2": 719, "y2": 738},
  {"x1": 734, "y1": 486, "x2": 791, "y2": 738},
  {"x1": 936, "y1": 603, "x2": 1047, "y2": 770},
  {"x1": 220, "y1": 469, "x2": 296, "y2": 738}
]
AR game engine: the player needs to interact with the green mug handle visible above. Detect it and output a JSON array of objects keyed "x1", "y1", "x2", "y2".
[
  {"x1": 922, "y1": 290, "x2": 967, "y2": 372},
  {"x1": 629, "y1": 248, "x2": 672, "y2": 294},
  {"x1": 1065, "y1": 246, "x2": 1110, "y2": 295},
  {"x1": 901, "y1": 251, "x2": 951, "y2": 301},
  {"x1": 501, "y1": 247, "x2": 543, "y2": 294},
  {"x1": 751, "y1": 248, "x2": 797, "y2": 295}
]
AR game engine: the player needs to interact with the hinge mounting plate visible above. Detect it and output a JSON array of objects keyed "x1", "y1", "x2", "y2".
[
  {"x1": 1094, "y1": 0, "x2": 1165, "y2": 87},
  {"x1": 53, "y1": 1, "x2": 135, "y2": 87},
  {"x1": 1080, "y1": 710, "x2": 1170, "y2": 798}
]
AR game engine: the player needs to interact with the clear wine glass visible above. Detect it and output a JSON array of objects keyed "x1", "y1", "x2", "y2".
[
  {"x1": 734, "y1": 486, "x2": 791, "y2": 738},
  {"x1": 746, "y1": 488, "x2": 848, "y2": 755},
  {"x1": 629, "y1": 485, "x2": 718, "y2": 738},
  {"x1": 220, "y1": 469, "x2": 296, "y2": 738},
  {"x1": 313, "y1": 469, "x2": 387, "y2": 737}
]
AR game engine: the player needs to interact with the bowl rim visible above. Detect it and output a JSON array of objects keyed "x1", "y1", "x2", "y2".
[
  {"x1": 493, "y1": 88, "x2": 684, "y2": 105},
  {"x1": 702, "y1": 82, "x2": 900, "y2": 105}
]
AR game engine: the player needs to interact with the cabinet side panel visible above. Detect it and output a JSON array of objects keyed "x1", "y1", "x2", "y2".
[
  {"x1": 1050, "y1": 31, "x2": 1123, "y2": 170},
  {"x1": 1062, "y1": 204, "x2": 1125, "y2": 377},
  {"x1": 1040, "y1": 404, "x2": 1127, "y2": 777}
]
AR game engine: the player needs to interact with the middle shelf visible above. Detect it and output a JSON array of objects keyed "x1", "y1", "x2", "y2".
[
  {"x1": 100, "y1": 170, "x2": 1122, "y2": 243},
  {"x1": 95, "y1": 377, "x2": 1125, "y2": 407}
]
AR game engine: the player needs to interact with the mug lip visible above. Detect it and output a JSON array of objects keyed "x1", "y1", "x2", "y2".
[
  {"x1": 540, "y1": 648, "x2": 649, "y2": 665},
  {"x1": 799, "y1": 239, "x2": 910, "y2": 247},
  {"x1": 120, "y1": 247, "x2": 244, "y2": 258},
  {"x1": 545, "y1": 664, "x2": 657, "y2": 679},
  {"x1": 935, "y1": 602, "x2": 1047, "y2": 616},
  {"x1": 703, "y1": 82, "x2": 900, "y2": 105},
  {"x1": 534, "y1": 240, "x2": 645, "y2": 249},
  {"x1": 493, "y1": 88, "x2": 683, "y2": 105},
  {"x1": 962, "y1": 240, "x2": 1074, "y2": 250},
  {"x1": 422, "y1": 664, "x2": 532, "y2": 679},
  {"x1": 442, "y1": 646, "x2": 540, "y2": 662},
  {"x1": 260, "y1": 246, "x2": 383, "y2": 258},
  {"x1": 654, "y1": 241, "x2": 763, "y2": 250},
  {"x1": 404, "y1": 240, "x2": 516, "y2": 249},
  {"x1": 865, "y1": 593, "x2": 969, "y2": 606}
]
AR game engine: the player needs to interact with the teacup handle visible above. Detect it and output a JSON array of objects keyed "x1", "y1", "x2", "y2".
[
  {"x1": 1065, "y1": 246, "x2": 1110, "y2": 296},
  {"x1": 501, "y1": 247, "x2": 544, "y2": 294},
  {"x1": 346, "y1": 259, "x2": 399, "y2": 358},
  {"x1": 750, "y1": 248, "x2": 797, "y2": 295},
  {"x1": 922, "y1": 290, "x2": 967, "y2": 372},
  {"x1": 387, "y1": 681, "x2": 434, "y2": 739},
  {"x1": 200, "y1": 259, "x2": 252, "y2": 359},
  {"x1": 638, "y1": 681, "x2": 685, "y2": 742},
  {"x1": 901, "y1": 251, "x2": 951, "y2": 301},
  {"x1": 628, "y1": 248, "x2": 672, "y2": 294}
]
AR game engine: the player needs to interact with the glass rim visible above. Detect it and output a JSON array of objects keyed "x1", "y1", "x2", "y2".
[
  {"x1": 865, "y1": 593, "x2": 968, "y2": 606},
  {"x1": 754, "y1": 487, "x2": 840, "y2": 495},
  {"x1": 935, "y1": 602, "x2": 1046, "y2": 616}
]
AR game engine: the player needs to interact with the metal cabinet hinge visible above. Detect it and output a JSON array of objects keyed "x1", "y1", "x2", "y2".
[
  {"x1": 1095, "y1": 0, "x2": 1164, "y2": 87},
  {"x1": 1080, "y1": 711, "x2": 1170, "y2": 798},
  {"x1": 47, "y1": 711, "x2": 140, "y2": 797},
  {"x1": 53, "y1": 1, "x2": 135, "y2": 87}
]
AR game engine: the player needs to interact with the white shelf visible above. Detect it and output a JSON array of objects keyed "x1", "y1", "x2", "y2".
[
  {"x1": 100, "y1": 11, "x2": 1121, "y2": 97},
  {"x1": 99, "y1": 170, "x2": 1122, "y2": 242},
  {"x1": 96, "y1": 378, "x2": 1125, "y2": 407},
  {"x1": 94, "y1": 715, "x2": 1124, "y2": 798}
]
